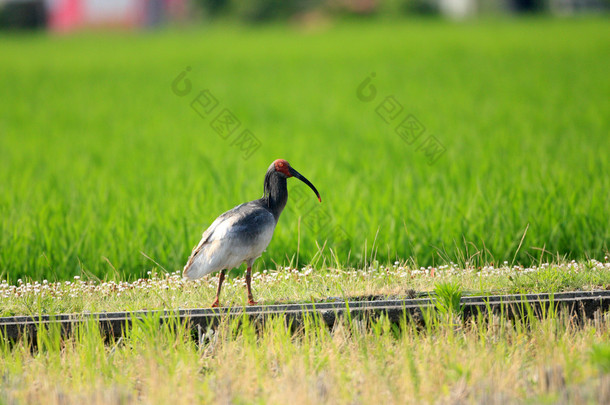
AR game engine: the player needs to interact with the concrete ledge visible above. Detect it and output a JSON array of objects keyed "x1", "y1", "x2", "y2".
[{"x1": 2, "y1": 290, "x2": 610, "y2": 342}]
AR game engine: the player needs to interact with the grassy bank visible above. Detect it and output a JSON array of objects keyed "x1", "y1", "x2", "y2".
[{"x1": 1, "y1": 259, "x2": 608, "y2": 316}]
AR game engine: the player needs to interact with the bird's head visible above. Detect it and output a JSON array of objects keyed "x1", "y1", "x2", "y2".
[{"x1": 271, "y1": 159, "x2": 321, "y2": 202}]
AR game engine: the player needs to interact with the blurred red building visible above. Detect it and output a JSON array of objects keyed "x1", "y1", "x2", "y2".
[{"x1": 46, "y1": 0, "x2": 188, "y2": 31}]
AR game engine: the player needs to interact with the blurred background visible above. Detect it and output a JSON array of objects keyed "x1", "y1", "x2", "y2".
[{"x1": 0, "y1": 0, "x2": 607, "y2": 31}]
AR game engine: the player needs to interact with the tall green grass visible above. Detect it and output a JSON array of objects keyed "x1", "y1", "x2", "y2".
[{"x1": 1, "y1": 18, "x2": 608, "y2": 280}]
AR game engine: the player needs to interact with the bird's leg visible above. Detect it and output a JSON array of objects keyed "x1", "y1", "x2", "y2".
[
  {"x1": 211, "y1": 269, "x2": 227, "y2": 308},
  {"x1": 245, "y1": 266, "x2": 257, "y2": 305}
]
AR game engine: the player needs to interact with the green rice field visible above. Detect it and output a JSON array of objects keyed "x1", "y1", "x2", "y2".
[{"x1": 0, "y1": 18, "x2": 608, "y2": 282}]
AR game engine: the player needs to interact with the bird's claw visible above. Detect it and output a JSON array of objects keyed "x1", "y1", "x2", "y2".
[
  {"x1": 248, "y1": 299, "x2": 258, "y2": 306},
  {"x1": 211, "y1": 300, "x2": 220, "y2": 308}
]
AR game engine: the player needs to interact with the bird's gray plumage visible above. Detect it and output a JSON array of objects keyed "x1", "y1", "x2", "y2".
[
  {"x1": 183, "y1": 200, "x2": 277, "y2": 279},
  {"x1": 183, "y1": 162, "x2": 293, "y2": 280}
]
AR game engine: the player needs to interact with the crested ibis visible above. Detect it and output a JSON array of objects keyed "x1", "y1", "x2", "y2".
[{"x1": 183, "y1": 159, "x2": 321, "y2": 307}]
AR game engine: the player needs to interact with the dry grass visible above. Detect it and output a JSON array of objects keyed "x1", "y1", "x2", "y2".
[{"x1": 3, "y1": 310, "x2": 610, "y2": 404}]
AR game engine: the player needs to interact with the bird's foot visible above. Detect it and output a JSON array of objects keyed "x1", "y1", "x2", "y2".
[
  {"x1": 211, "y1": 299, "x2": 221, "y2": 308},
  {"x1": 247, "y1": 299, "x2": 258, "y2": 306}
]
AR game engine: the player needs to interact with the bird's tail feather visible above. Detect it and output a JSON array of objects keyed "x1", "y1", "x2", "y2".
[{"x1": 183, "y1": 261, "x2": 204, "y2": 280}]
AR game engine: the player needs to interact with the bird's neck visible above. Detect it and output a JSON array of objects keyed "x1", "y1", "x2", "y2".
[{"x1": 262, "y1": 171, "x2": 288, "y2": 220}]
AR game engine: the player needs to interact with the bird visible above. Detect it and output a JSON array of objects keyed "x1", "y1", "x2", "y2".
[{"x1": 183, "y1": 159, "x2": 321, "y2": 307}]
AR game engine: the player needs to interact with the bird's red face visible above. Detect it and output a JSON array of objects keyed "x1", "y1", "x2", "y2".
[
  {"x1": 273, "y1": 159, "x2": 292, "y2": 177},
  {"x1": 271, "y1": 158, "x2": 321, "y2": 202}
]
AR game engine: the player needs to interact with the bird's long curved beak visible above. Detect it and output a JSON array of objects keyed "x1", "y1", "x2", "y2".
[{"x1": 290, "y1": 167, "x2": 322, "y2": 202}]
